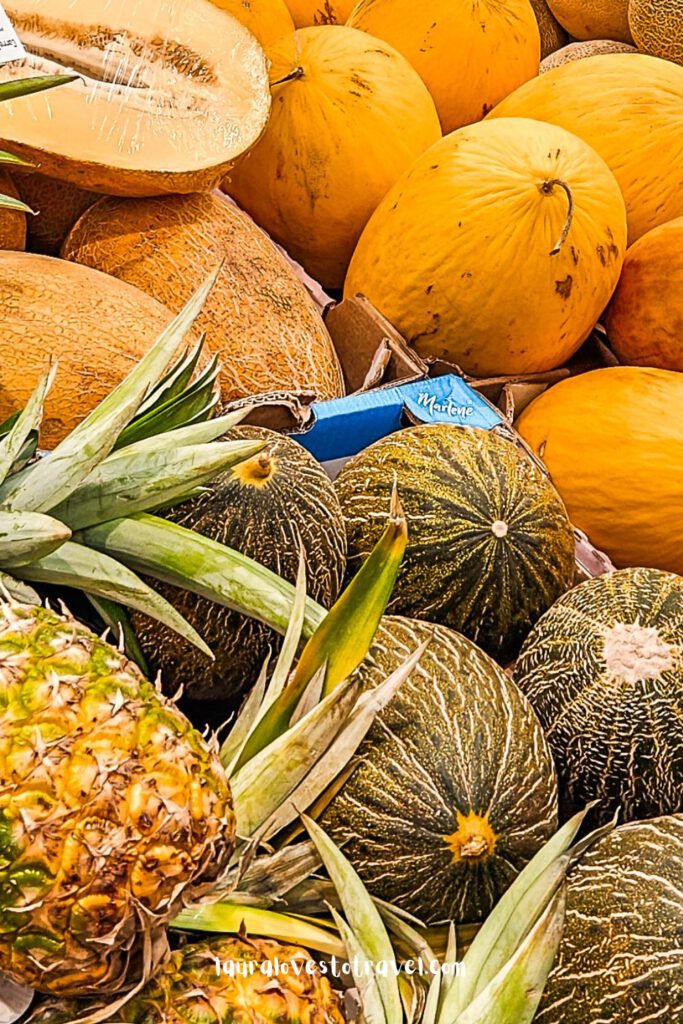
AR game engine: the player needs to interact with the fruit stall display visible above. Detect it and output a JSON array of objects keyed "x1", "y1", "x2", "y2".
[{"x1": 0, "y1": 2, "x2": 682, "y2": 1024}]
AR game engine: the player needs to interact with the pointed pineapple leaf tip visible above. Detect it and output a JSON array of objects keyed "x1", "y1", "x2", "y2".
[{"x1": 389, "y1": 482, "x2": 406, "y2": 529}]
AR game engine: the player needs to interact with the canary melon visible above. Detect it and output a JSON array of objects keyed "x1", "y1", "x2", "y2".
[
  {"x1": 212, "y1": 0, "x2": 294, "y2": 51},
  {"x1": 321, "y1": 616, "x2": 558, "y2": 925},
  {"x1": 531, "y1": 0, "x2": 568, "y2": 58},
  {"x1": 604, "y1": 217, "x2": 683, "y2": 372},
  {"x1": 224, "y1": 26, "x2": 441, "y2": 289},
  {"x1": 286, "y1": 0, "x2": 355, "y2": 24},
  {"x1": 15, "y1": 173, "x2": 98, "y2": 255},
  {"x1": 629, "y1": 0, "x2": 683, "y2": 66},
  {"x1": 132, "y1": 426, "x2": 347, "y2": 703},
  {"x1": 489, "y1": 54, "x2": 683, "y2": 244},
  {"x1": 335, "y1": 424, "x2": 577, "y2": 664},
  {"x1": 345, "y1": 117, "x2": 626, "y2": 377},
  {"x1": 540, "y1": 39, "x2": 636, "y2": 71},
  {"x1": 537, "y1": 816, "x2": 683, "y2": 1024},
  {"x1": 0, "y1": 173, "x2": 26, "y2": 251},
  {"x1": 515, "y1": 568, "x2": 683, "y2": 825},
  {"x1": 515, "y1": 367, "x2": 683, "y2": 575},
  {"x1": 347, "y1": 0, "x2": 540, "y2": 133},
  {"x1": 62, "y1": 193, "x2": 344, "y2": 403},
  {"x1": 0, "y1": 252, "x2": 176, "y2": 447},
  {"x1": 0, "y1": 0, "x2": 270, "y2": 195},
  {"x1": 546, "y1": 0, "x2": 631, "y2": 41}
]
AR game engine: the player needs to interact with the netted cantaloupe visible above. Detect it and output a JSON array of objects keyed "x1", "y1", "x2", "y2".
[
  {"x1": 15, "y1": 173, "x2": 98, "y2": 255},
  {"x1": 211, "y1": 0, "x2": 294, "y2": 52},
  {"x1": 0, "y1": 0, "x2": 271, "y2": 196},
  {"x1": 604, "y1": 217, "x2": 683, "y2": 372},
  {"x1": 345, "y1": 117, "x2": 626, "y2": 377},
  {"x1": 540, "y1": 39, "x2": 637, "y2": 72},
  {"x1": 515, "y1": 568, "x2": 683, "y2": 825},
  {"x1": 132, "y1": 426, "x2": 347, "y2": 703},
  {"x1": 537, "y1": 816, "x2": 683, "y2": 1024},
  {"x1": 0, "y1": 252, "x2": 177, "y2": 446},
  {"x1": 347, "y1": 0, "x2": 540, "y2": 133},
  {"x1": 545, "y1": 0, "x2": 632, "y2": 41},
  {"x1": 285, "y1": 0, "x2": 355, "y2": 24},
  {"x1": 224, "y1": 26, "x2": 441, "y2": 289},
  {"x1": 516, "y1": 367, "x2": 683, "y2": 575},
  {"x1": 0, "y1": 172, "x2": 26, "y2": 251},
  {"x1": 531, "y1": 0, "x2": 568, "y2": 58},
  {"x1": 62, "y1": 193, "x2": 344, "y2": 403},
  {"x1": 629, "y1": 0, "x2": 683, "y2": 66},
  {"x1": 321, "y1": 617, "x2": 558, "y2": 925},
  {"x1": 335, "y1": 425, "x2": 577, "y2": 664},
  {"x1": 489, "y1": 54, "x2": 683, "y2": 243}
]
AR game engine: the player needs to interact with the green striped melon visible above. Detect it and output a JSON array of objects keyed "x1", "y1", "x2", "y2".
[
  {"x1": 335, "y1": 424, "x2": 576, "y2": 663},
  {"x1": 320, "y1": 617, "x2": 559, "y2": 925},
  {"x1": 514, "y1": 567, "x2": 683, "y2": 825},
  {"x1": 537, "y1": 815, "x2": 683, "y2": 1024},
  {"x1": 133, "y1": 426, "x2": 347, "y2": 703}
]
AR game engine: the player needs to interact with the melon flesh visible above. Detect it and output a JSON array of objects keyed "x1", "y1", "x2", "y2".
[{"x1": 0, "y1": 0, "x2": 271, "y2": 196}]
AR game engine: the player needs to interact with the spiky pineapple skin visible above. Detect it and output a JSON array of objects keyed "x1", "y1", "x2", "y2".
[
  {"x1": 0, "y1": 603, "x2": 236, "y2": 996},
  {"x1": 33, "y1": 936, "x2": 346, "y2": 1024}
]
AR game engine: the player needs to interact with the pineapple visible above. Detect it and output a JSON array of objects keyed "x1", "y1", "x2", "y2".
[{"x1": 0, "y1": 602, "x2": 235, "y2": 996}]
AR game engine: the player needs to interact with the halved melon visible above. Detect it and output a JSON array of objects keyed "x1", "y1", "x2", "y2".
[{"x1": 0, "y1": 0, "x2": 271, "y2": 196}]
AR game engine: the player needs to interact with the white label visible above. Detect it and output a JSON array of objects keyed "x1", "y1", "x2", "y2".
[{"x1": 0, "y1": 6, "x2": 26, "y2": 65}]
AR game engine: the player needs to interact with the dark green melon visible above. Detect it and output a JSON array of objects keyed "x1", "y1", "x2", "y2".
[
  {"x1": 335, "y1": 424, "x2": 576, "y2": 664},
  {"x1": 132, "y1": 425, "x2": 347, "y2": 702},
  {"x1": 537, "y1": 815, "x2": 683, "y2": 1024},
  {"x1": 514, "y1": 567, "x2": 683, "y2": 826},
  {"x1": 320, "y1": 616, "x2": 558, "y2": 925}
]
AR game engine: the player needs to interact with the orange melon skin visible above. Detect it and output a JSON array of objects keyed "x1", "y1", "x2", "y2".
[
  {"x1": 14, "y1": 173, "x2": 98, "y2": 255},
  {"x1": 629, "y1": 0, "x2": 683, "y2": 66},
  {"x1": 604, "y1": 218, "x2": 683, "y2": 372},
  {"x1": 286, "y1": 0, "x2": 355, "y2": 25},
  {"x1": 489, "y1": 54, "x2": 683, "y2": 245},
  {"x1": 0, "y1": 172, "x2": 26, "y2": 251},
  {"x1": 0, "y1": 252, "x2": 178, "y2": 447},
  {"x1": 62, "y1": 192, "x2": 344, "y2": 403},
  {"x1": 546, "y1": 0, "x2": 632, "y2": 43},
  {"x1": 516, "y1": 367, "x2": 683, "y2": 575},
  {"x1": 347, "y1": 0, "x2": 540, "y2": 134},
  {"x1": 211, "y1": 0, "x2": 294, "y2": 52},
  {"x1": 225, "y1": 26, "x2": 441, "y2": 290},
  {"x1": 345, "y1": 117, "x2": 627, "y2": 378}
]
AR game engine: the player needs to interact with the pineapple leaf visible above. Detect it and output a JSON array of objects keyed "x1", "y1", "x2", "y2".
[
  {"x1": 86, "y1": 595, "x2": 149, "y2": 673},
  {"x1": 263, "y1": 548, "x2": 308, "y2": 708},
  {"x1": 422, "y1": 972, "x2": 442, "y2": 1024},
  {"x1": 0, "y1": 194, "x2": 33, "y2": 214},
  {"x1": 0, "y1": 365, "x2": 55, "y2": 485},
  {"x1": 0, "y1": 151, "x2": 32, "y2": 167},
  {"x1": 13, "y1": 541, "x2": 212, "y2": 657},
  {"x1": 51, "y1": 438, "x2": 264, "y2": 530},
  {"x1": 234, "y1": 490, "x2": 407, "y2": 770},
  {"x1": 219, "y1": 658, "x2": 271, "y2": 773},
  {"x1": 0, "y1": 510, "x2": 71, "y2": 567},
  {"x1": 6, "y1": 269, "x2": 221, "y2": 514},
  {"x1": 331, "y1": 907, "x2": 388, "y2": 1024},
  {"x1": 111, "y1": 408, "x2": 251, "y2": 457},
  {"x1": 304, "y1": 816, "x2": 403, "y2": 1024},
  {"x1": 77, "y1": 513, "x2": 326, "y2": 638},
  {"x1": 0, "y1": 74, "x2": 79, "y2": 103},
  {"x1": 0, "y1": 573, "x2": 39, "y2": 605},
  {"x1": 453, "y1": 891, "x2": 565, "y2": 1024},
  {"x1": 171, "y1": 904, "x2": 345, "y2": 958}
]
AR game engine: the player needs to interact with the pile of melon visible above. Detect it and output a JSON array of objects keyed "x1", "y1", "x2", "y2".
[{"x1": 2, "y1": 0, "x2": 683, "y2": 1020}]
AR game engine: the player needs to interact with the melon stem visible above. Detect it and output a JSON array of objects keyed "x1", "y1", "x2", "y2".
[
  {"x1": 271, "y1": 66, "x2": 305, "y2": 87},
  {"x1": 540, "y1": 178, "x2": 574, "y2": 256}
]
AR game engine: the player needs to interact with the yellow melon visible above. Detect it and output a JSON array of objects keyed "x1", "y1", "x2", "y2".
[
  {"x1": 531, "y1": 0, "x2": 568, "y2": 58},
  {"x1": 516, "y1": 368, "x2": 683, "y2": 574},
  {"x1": 224, "y1": 25, "x2": 440, "y2": 289},
  {"x1": 629, "y1": 0, "x2": 683, "y2": 66},
  {"x1": 345, "y1": 117, "x2": 626, "y2": 378},
  {"x1": 540, "y1": 39, "x2": 637, "y2": 72},
  {"x1": 0, "y1": 173, "x2": 26, "y2": 251},
  {"x1": 0, "y1": 252, "x2": 178, "y2": 446},
  {"x1": 15, "y1": 173, "x2": 98, "y2": 255},
  {"x1": 211, "y1": 0, "x2": 294, "y2": 51},
  {"x1": 0, "y1": 0, "x2": 270, "y2": 196},
  {"x1": 62, "y1": 192, "x2": 344, "y2": 402},
  {"x1": 604, "y1": 218, "x2": 683, "y2": 372},
  {"x1": 546, "y1": 0, "x2": 632, "y2": 42},
  {"x1": 489, "y1": 54, "x2": 683, "y2": 244},
  {"x1": 286, "y1": 0, "x2": 355, "y2": 24},
  {"x1": 347, "y1": 0, "x2": 540, "y2": 134}
]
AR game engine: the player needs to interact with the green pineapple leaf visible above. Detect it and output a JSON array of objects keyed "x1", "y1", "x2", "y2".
[
  {"x1": 0, "y1": 510, "x2": 71, "y2": 567},
  {"x1": 0, "y1": 150, "x2": 32, "y2": 167},
  {"x1": 5, "y1": 269, "x2": 221, "y2": 514},
  {"x1": 86, "y1": 595, "x2": 149, "y2": 673},
  {"x1": 0, "y1": 75, "x2": 79, "y2": 103},
  {"x1": 219, "y1": 658, "x2": 271, "y2": 773},
  {"x1": 0, "y1": 194, "x2": 32, "y2": 214},
  {"x1": 0, "y1": 365, "x2": 55, "y2": 485}
]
